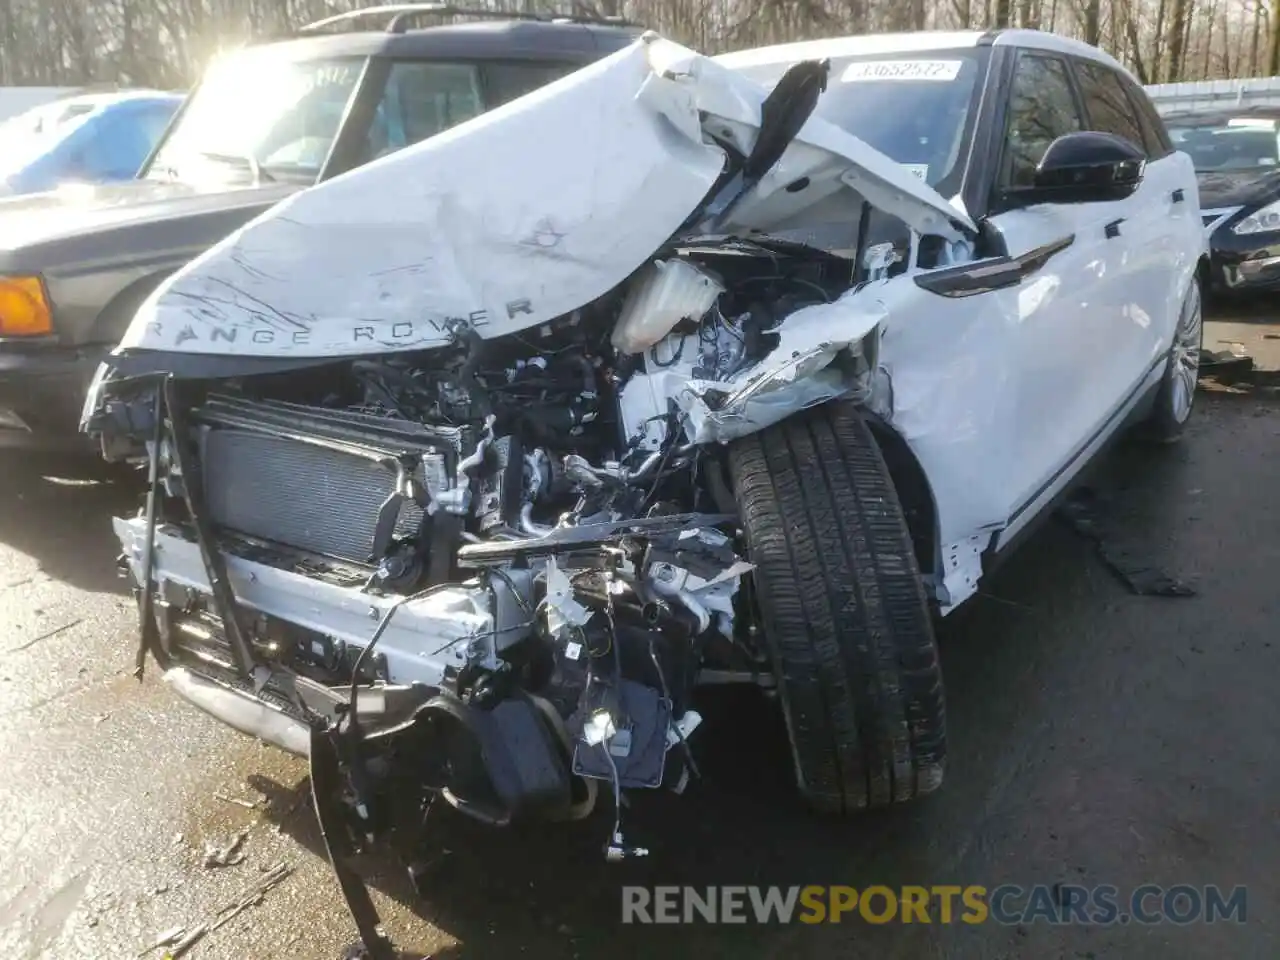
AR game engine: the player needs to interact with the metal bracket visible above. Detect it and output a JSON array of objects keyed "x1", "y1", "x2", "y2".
[
  {"x1": 937, "y1": 533, "x2": 989, "y2": 613},
  {"x1": 163, "y1": 377, "x2": 257, "y2": 679}
]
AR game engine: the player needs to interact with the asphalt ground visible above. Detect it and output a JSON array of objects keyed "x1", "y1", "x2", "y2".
[{"x1": 0, "y1": 308, "x2": 1277, "y2": 960}]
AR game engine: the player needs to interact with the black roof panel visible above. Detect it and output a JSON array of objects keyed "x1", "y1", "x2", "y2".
[{"x1": 248, "y1": 18, "x2": 642, "y2": 62}]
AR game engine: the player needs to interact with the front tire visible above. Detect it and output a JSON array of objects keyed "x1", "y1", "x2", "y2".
[
  {"x1": 728, "y1": 401, "x2": 946, "y2": 814},
  {"x1": 1142, "y1": 276, "x2": 1203, "y2": 443}
]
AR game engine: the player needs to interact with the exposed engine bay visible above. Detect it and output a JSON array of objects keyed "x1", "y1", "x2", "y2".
[
  {"x1": 98, "y1": 235, "x2": 891, "y2": 955},
  {"x1": 109, "y1": 237, "x2": 875, "y2": 796},
  {"x1": 85, "y1": 38, "x2": 971, "y2": 958}
]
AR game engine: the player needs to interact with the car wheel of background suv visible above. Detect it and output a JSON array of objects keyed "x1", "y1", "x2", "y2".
[
  {"x1": 728, "y1": 400, "x2": 946, "y2": 813},
  {"x1": 1141, "y1": 276, "x2": 1204, "y2": 444}
]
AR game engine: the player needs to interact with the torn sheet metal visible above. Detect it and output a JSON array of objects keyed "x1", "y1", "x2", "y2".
[
  {"x1": 117, "y1": 33, "x2": 974, "y2": 361},
  {"x1": 673, "y1": 286, "x2": 887, "y2": 444},
  {"x1": 544, "y1": 556, "x2": 592, "y2": 638}
]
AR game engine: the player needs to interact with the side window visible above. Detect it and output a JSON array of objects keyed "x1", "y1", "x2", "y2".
[
  {"x1": 1121, "y1": 77, "x2": 1174, "y2": 159},
  {"x1": 1001, "y1": 54, "x2": 1083, "y2": 189},
  {"x1": 1075, "y1": 61, "x2": 1147, "y2": 152},
  {"x1": 83, "y1": 107, "x2": 175, "y2": 178},
  {"x1": 483, "y1": 62, "x2": 577, "y2": 107},
  {"x1": 78, "y1": 116, "x2": 148, "y2": 178},
  {"x1": 135, "y1": 106, "x2": 177, "y2": 153},
  {"x1": 364, "y1": 61, "x2": 485, "y2": 162}
]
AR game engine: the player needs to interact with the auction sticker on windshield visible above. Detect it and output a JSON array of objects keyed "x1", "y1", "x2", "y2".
[{"x1": 841, "y1": 60, "x2": 963, "y2": 82}]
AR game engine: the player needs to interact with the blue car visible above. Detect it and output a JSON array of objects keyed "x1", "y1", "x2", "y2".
[{"x1": 0, "y1": 91, "x2": 183, "y2": 197}]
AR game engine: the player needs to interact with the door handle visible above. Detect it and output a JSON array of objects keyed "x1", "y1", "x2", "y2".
[
  {"x1": 912, "y1": 234, "x2": 1075, "y2": 297},
  {"x1": 1105, "y1": 218, "x2": 1124, "y2": 239},
  {"x1": 1172, "y1": 188, "x2": 1186, "y2": 203}
]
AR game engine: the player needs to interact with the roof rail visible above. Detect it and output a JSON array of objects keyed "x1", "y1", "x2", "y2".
[{"x1": 298, "y1": 3, "x2": 642, "y2": 35}]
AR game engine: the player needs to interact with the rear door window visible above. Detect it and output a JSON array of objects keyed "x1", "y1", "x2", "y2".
[
  {"x1": 1000, "y1": 54, "x2": 1084, "y2": 189},
  {"x1": 1119, "y1": 75, "x2": 1174, "y2": 158},
  {"x1": 484, "y1": 62, "x2": 578, "y2": 107},
  {"x1": 1075, "y1": 61, "x2": 1147, "y2": 152},
  {"x1": 365, "y1": 61, "x2": 485, "y2": 161}
]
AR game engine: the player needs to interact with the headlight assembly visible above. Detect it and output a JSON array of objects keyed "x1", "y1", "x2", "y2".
[{"x1": 1231, "y1": 199, "x2": 1280, "y2": 235}]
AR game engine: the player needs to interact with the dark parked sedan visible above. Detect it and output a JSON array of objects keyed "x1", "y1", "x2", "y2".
[{"x1": 1167, "y1": 107, "x2": 1280, "y2": 293}]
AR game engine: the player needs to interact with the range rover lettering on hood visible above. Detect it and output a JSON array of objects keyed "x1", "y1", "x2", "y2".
[{"x1": 116, "y1": 33, "x2": 976, "y2": 363}]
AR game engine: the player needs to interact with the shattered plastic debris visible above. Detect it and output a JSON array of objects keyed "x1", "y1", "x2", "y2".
[
  {"x1": 1058, "y1": 488, "x2": 1196, "y2": 598},
  {"x1": 135, "y1": 925, "x2": 185, "y2": 957},
  {"x1": 214, "y1": 792, "x2": 259, "y2": 810},
  {"x1": 141, "y1": 862, "x2": 292, "y2": 958},
  {"x1": 201, "y1": 828, "x2": 249, "y2": 868}
]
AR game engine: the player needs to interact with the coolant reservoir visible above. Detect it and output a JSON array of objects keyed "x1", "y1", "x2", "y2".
[{"x1": 610, "y1": 258, "x2": 724, "y2": 355}]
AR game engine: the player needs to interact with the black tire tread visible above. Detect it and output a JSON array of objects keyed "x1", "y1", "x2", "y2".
[{"x1": 728, "y1": 401, "x2": 945, "y2": 814}]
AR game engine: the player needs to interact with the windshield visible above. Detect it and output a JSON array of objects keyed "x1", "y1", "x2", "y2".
[
  {"x1": 147, "y1": 53, "x2": 366, "y2": 184},
  {"x1": 731, "y1": 52, "x2": 984, "y2": 189},
  {"x1": 1168, "y1": 118, "x2": 1280, "y2": 172}
]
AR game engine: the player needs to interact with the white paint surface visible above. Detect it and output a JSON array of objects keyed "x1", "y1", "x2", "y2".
[{"x1": 120, "y1": 33, "x2": 973, "y2": 359}]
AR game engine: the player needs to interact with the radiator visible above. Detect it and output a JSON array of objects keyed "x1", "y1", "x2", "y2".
[{"x1": 196, "y1": 396, "x2": 464, "y2": 564}]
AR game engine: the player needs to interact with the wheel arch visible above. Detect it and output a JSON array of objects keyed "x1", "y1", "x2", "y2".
[
  {"x1": 87, "y1": 269, "x2": 176, "y2": 344},
  {"x1": 861, "y1": 410, "x2": 941, "y2": 584}
]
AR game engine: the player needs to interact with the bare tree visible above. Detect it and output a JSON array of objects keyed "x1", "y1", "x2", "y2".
[{"x1": 0, "y1": 0, "x2": 1270, "y2": 92}]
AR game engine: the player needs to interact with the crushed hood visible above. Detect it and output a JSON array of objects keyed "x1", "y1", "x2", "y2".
[{"x1": 118, "y1": 33, "x2": 976, "y2": 362}]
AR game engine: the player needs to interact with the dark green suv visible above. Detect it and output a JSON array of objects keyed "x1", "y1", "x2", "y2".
[{"x1": 0, "y1": 4, "x2": 639, "y2": 452}]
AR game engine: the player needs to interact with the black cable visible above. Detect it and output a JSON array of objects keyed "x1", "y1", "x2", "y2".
[
  {"x1": 134, "y1": 381, "x2": 166, "y2": 680},
  {"x1": 646, "y1": 633, "x2": 701, "y2": 780},
  {"x1": 600, "y1": 570, "x2": 629, "y2": 853},
  {"x1": 636, "y1": 426, "x2": 680, "y2": 515},
  {"x1": 347, "y1": 582, "x2": 452, "y2": 732}
]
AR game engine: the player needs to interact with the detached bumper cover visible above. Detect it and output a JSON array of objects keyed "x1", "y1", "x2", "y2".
[{"x1": 163, "y1": 666, "x2": 312, "y2": 755}]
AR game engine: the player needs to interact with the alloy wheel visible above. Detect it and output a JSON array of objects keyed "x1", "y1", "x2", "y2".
[{"x1": 1169, "y1": 283, "x2": 1203, "y2": 424}]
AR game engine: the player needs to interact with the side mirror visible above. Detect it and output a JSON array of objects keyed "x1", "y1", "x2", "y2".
[{"x1": 1030, "y1": 131, "x2": 1146, "y2": 203}]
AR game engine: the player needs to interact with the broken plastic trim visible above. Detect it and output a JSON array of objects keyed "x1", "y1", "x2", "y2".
[
  {"x1": 913, "y1": 234, "x2": 1075, "y2": 298},
  {"x1": 162, "y1": 377, "x2": 257, "y2": 679},
  {"x1": 697, "y1": 58, "x2": 832, "y2": 231},
  {"x1": 134, "y1": 383, "x2": 166, "y2": 680}
]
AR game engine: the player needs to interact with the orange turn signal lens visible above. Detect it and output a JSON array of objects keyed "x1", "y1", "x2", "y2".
[{"x1": 0, "y1": 275, "x2": 53, "y2": 337}]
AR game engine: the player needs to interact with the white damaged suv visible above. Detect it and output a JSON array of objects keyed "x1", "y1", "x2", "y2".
[{"x1": 82, "y1": 26, "x2": 1204, "y2": 954}]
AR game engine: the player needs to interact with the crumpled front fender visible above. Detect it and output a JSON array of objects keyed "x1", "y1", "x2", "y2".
[{"x1": 674, "y1": 286, "x2": 886, "y2": 444}]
